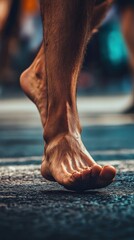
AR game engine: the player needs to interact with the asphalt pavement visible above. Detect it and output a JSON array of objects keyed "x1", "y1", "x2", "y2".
[{"x1": 0, "y1": 96, "x2": 134, "y2": 240}]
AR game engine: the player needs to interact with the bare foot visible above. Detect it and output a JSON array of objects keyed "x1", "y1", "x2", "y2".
[
  {"x1": 20, "y1": 46, "x2": 116, "y2": 192},
  {"x1": 41, "y1": 132, "x2": 116, "y2": 191}
]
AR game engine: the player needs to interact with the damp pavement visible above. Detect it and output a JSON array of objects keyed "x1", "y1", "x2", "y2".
[{"x1": 0, "y1": 97, "x2": 134, "y2": 240}]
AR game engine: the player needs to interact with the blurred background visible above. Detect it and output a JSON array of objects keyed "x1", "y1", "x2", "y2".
[
  {"x1": 0, "y1": 0, "x2": 42, "y2": 96},
  {"x1": 0, "y1": 2, "x2": 134, "y2": 239},
  {"x1": 0, "y1": 0, "x2": 134, "y2": 159},
  {"x1": 0, "y1": 0, "x2": 133, "y2": 103}
]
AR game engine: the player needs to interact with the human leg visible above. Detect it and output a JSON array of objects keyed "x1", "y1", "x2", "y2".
[{"x1": 21, "y1": 0, "x2": 116, "y2": 191}]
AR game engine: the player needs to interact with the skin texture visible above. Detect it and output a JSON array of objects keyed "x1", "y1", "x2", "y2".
[{"x1": 20, "y1": 0, "x2": 116, "y2": 191}]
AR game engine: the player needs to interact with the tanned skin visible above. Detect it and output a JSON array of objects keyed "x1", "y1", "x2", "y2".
[{"x1": 20, "y1": 0, "x2": 116, "y2": 191}]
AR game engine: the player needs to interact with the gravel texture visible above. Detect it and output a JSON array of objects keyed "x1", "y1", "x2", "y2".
[{"x1": 0, "y1": 124, "x2": 134, "y2": 240}]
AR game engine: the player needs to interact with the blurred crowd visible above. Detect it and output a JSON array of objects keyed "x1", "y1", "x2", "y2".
[{"x1": 0, "y1": 0, "x2": 42, "y2": 91}]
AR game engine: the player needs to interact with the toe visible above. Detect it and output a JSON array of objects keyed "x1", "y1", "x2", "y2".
[
  {"x1": 82, "y1": 164, "x2": 102, "y2": 181},
  {"x1": 94, "y1": 165, "x2": 116, "y2": 189},
  {"x1": 72, "y1": 165, "x2": 103, "y2": 190},
  {"x1": 84, "y1": 164, "x2": 102, "y2": 189},
  {"x1": 100, "y1": 165, "x2": 116, "y2": 181},
  {"x1": 82, "y1": 167, "x2": 91, "y2": 181},
  {"x1": 65, "y1": 171, "x2": 83, "y2": 191},
  {"x1": 72, "y1": 171, "x2": 82, "y2": 181},
  {"x1": 81, "y1": 165, "x2": 102, "y2": 190},
  {"x1": 82, "y1": 165, "x2": 116, "y2": 190},
  {"x1": 91, "y1": 164, "x2": 102, "y2": 178}
]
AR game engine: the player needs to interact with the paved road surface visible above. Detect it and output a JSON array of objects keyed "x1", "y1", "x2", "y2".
[{"x1": 0, "y1": 97, "x2": 134, "y2": 240}]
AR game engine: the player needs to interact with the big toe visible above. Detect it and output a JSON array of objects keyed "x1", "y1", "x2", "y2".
[{"x1": 100, "y1": 165, "x2": 116, "y2": 181}]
